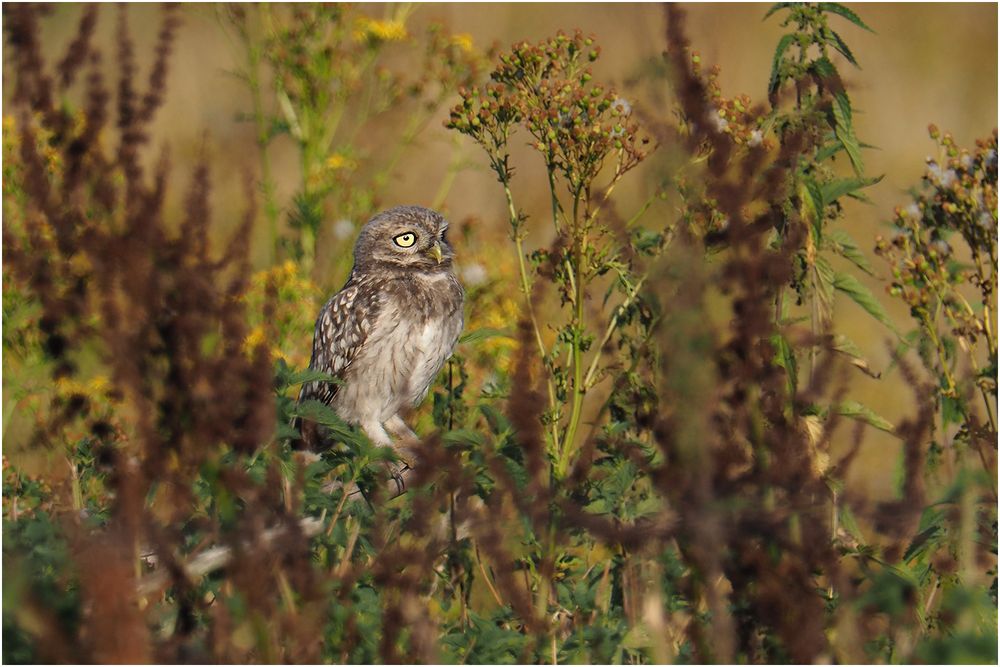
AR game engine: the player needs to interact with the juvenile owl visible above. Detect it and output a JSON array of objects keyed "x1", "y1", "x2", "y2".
[{"x1": 296, "y1": 206, "x2": 464, "y2": 465}]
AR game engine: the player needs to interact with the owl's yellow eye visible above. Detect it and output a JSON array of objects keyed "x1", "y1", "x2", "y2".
[{"x1": 393, "y1": 232, "x2": 416, "y2": 248}]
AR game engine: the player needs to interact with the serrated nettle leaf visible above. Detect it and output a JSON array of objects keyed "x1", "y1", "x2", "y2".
[
  {"x1": 284, "y1": 368, "x2": 343, "y2": 387},
  {"x1": 771, "y1": 332, "x2": 799, "y2": 395},
  {"x1": 442, "y1": 428, "x2": 488, "y2": 448},
  {"x1": 815, "y1": 139, "x2": 846, "y2": 163},
  {"x1": 769, "y1": 33, "x2": 797, "y2": 96},
  {"x1": 836, "y1": 400, "x2": 894, "y2": 433},
  {"x1": 819, "y1": 2, "x2": 876, "y2": 32},
  {"x1": 826, "y1": 29, "x2": 860, "y2": 68},
  {"x1": 833, "y1": 91, "x2": 853, "y2": 128},
  {"x1": 825, "y1": 228, "x2": 875, "y2": 275},
  {"x1": 845, "y1": 190, "x2": 874, "y2": 205},
  {"x1": 814, "y1": 255, "x2": 837, "y2": 315},
  {"x1": 801, "y1": 178, "x2": 825, "y2": 230},
  {"x1": 812, "y1": 55, "x2": 839, "y2": 81},
  {"x1": 833, "y1": 272, "x2": 899, "y2": 333},
  {"x1": 275, "y1": 423, "x2": 301, "y2": 440},
  {"x1": 763, "y1": 2, "x2": 796, "y2": 20},
  {"x1": 832, "y1": 92, "x2": 865, "y2": 175},
  {"x1": 290, "y1": 400, "x2": 360, "y2": 437},
  {"x1": 820, "y1": 175, "x2": 881, "y2": 206},
  {"x1": 836, "y1": 126, "x2": 865, "y2": 178}
]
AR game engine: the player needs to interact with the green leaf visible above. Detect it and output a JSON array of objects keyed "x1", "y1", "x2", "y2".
[
  {"x1": 812, "y1": 55, "x2": 839, "y2": 81},
  {"x1": 833, "y1": 272, "x2": 899, "y2": 334},
  {"x1": 814, "y1": 138, "x2": 845, "y2": 163},
  {"x1": 825, "y1": 228, "x2": 875, "y2": 276},
  {"x1": 763, "y1": 2, "x2": 795, "y2": 20},
  {"x1": 289, "y1": 399, "x2": 365, "y2": 444},
  {"x1": 820, "y1": 175, "x2": 881, "y2": 206},
  {"x1": 941, "y1": 393, "x2": 964, "y2": 427},
  {"x1": 442, "y1": 428, "x2": 488, "y2": 448},
  {"x1": 831, "y1": 333, "x2": 880, "y2": 378},
  {"x1": 826, "y1": 29, "x2": 860, "y2": 68},
  {"x1": 819, "y1": 2, "x2": 875, "y2": 32},
  {"x1": 772, "y1": 332, "x2": 798, "y2": 396},
  {"x1": 801, "y1": 177, "x2": 825, "y2": 231},
  {"x1": 832, "y1": 92, "x2": 864, "y2": 175},
  {"x1": 275, "y1": 422, "x2": 301, "y2": 441},
  {"x1": 814, "y1": 255, "x2": 837, "y2": 317},
  {"x1": 769, "y1": 33, "x2": 797, "y2": 98},
  {"x1": 459, "y1": 327, "x2": 513, "y2": 345},
  {"x1": 833, "y1": 91, "x2": 853, "y2": 129},
  {"x1": 836, "y1": 400, "x2": 894, "y2": 433},
  {"x1": 838, "y1": 504, "x2": 866, "y2": 544},
  {"x1": 283, "y1": 368, "x2": 343, "y2": 387}
]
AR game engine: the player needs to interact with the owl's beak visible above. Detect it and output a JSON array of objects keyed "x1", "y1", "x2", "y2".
[{"x1": 429, "y1": 242, "x2": 444, "y2": 265}]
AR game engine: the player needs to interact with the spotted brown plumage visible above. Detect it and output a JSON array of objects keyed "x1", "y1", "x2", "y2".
[{"x1": 294, "y1": 206, "x2": 464, "y2": 467}]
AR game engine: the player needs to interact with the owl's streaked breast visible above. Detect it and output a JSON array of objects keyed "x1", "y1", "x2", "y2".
[{"x1": 331, "y1": 271, "x2": 463, "y2": 425}]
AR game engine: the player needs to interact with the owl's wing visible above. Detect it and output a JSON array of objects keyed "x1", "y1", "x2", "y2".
[
  {"x1": 298, "y1": 279, "x2": 379, "y2": 408},
  {"x1": 292, "y1": 280, "x2": 382, "y2": 451}
]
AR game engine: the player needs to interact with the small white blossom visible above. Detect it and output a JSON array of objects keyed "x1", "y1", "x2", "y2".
[
  {"x1": 460, "y1": 262, "x2": 488, "y2": 286},
  {"x1": 611, "y1": 97, "x2": 632, "y2": 116},
  {"x1": 748, "y1": 129, "x2": 763, "y2": 147},
  {"x1": 960, "y1": 154, "x2": 973, "y2": 169},
  {"x1": 905, "y1": 203, "x2": 921, "y2": 219},
  {"x1": 979, "y1": 211, "x2": 996, "y2": 230},
  {"x1": 929, "y1": 239, "x2": 951, "y2": 257},
  {"x1": 892, "y1": 226, "x2": 912, "y2": 243},
  {"x1": 710, "y1": 109, "x2": 728, "y2": 132},
  {"x1": 333, "y1": 218, "x2": 355, "y2": 241},
  {"x1": 926, "y1": 161, "x2": 957, "y2": 188}
]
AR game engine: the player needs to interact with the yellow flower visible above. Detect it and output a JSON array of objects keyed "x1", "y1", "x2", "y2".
[
  {"x1": 55, "y1": 376, "x2": 87, "y2": 397},
  {"x1": 325, "y1": 152, "x2": 357, "y2": 171},
  {"x1": 88, "y1": 375, "x2": 111, "y2": 396},
  {"x1": 244, "y1": 325, "x2": 267, "y2": 352},
  {"x1": 354, "y1": 17, "x2": 408, "y2": 43},
  {"x1": 451, "y1": 33, "x2": 474, "y2": 54}
]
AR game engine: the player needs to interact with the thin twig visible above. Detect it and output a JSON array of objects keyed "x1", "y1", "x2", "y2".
[{"x1": 137, "y1": 516, "x2": 323, "y2": 596}]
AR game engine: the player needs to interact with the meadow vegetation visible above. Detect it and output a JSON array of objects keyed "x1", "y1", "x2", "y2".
[{"x1": 2, "y1": 3, "x2": 996, "y2": 663}]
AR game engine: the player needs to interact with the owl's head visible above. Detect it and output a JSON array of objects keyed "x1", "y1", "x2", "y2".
[{"x1": 352, "y1": 206, "x2": 455, "y2": 272}]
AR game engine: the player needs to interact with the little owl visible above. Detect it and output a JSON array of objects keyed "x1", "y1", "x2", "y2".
[{"x1": 295, "y1": 206, "x2": 464, "y2": 478}]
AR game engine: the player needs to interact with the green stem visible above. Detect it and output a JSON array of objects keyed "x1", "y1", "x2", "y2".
[
  {"x1": 582, "y1": 275, "x2": 648, "y2": 390},
  {"x1": 972, "y1": 251, "x2": 996, "y2": 358},
  {"x1": 547, "y1": 165, "x2": 562, "y2": 233},
  {"x1": 502, "y1": 177, "x2": 560, "y2": 451},
  {"x1": 560, "y1": 190, "x2": 586, "y2": 477}
]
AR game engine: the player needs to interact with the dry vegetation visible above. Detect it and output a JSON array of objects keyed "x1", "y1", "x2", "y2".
[{"x1": 2, "y1": 3, "x2": 996, "y2": 664}]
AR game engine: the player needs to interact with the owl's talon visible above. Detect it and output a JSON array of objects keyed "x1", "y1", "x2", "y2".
[{"x1": 379, "y1": 460, "x2": 410, "y2": 497}]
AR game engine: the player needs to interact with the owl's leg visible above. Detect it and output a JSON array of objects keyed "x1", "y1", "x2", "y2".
[
  {"x1": 360, "y1": 419, "x2": 393, "y2": 447},
  {"x1": 359, "y1": 418, "x2": 413, "y2": 496},
  {"x1": 384, "y1": 413, "x2": 419, "y2": 469},
  {"x1": 384, "y1": 414, "x2": 418, "y2": 442}
]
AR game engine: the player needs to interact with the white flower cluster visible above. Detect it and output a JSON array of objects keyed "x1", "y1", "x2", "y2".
[{"x1": 926, "y1": 159, "x2": 957, "y2": 188}]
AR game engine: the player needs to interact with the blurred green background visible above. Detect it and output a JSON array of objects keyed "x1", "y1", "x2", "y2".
[{"x1": 9, "y1": 2, "x2": 999, "y2": 499}]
